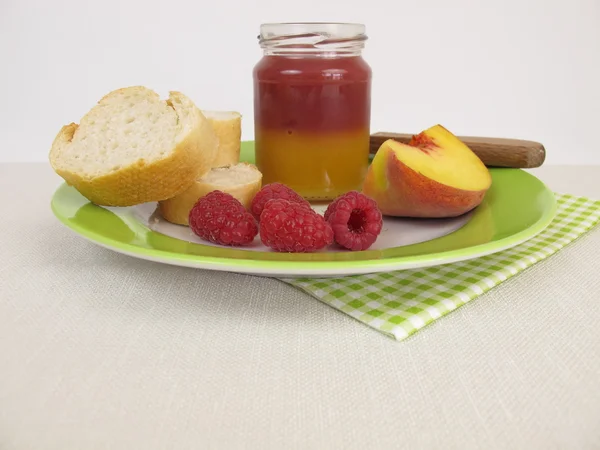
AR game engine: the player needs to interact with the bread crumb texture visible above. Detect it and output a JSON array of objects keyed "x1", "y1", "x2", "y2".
[{"x1": 49, "y1": 86, "x2": 218, "y2": 206}]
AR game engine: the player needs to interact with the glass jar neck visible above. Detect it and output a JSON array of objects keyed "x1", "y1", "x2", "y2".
[{"x1": 258, "y1": 23, "x2": 367, "y2": 58}]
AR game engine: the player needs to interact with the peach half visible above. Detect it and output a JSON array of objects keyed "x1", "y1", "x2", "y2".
[{"x1": 362, "y1": 124, "x2": 492, "y2": 218}]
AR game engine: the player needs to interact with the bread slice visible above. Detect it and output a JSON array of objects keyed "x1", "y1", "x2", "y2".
[
  {"x1": 158, "y1": 162, "x2": 262, "y2": 225},
  {"x1": 49, "y1": 86, "x2": 218, "y2": 206},
  {"x1": 202, "y1": 110, "x2": 242, "y2": 168}
]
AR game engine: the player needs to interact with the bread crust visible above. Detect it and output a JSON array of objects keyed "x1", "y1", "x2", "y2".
[
  {"x1": 204, "y1": 111, "x2": 242, "y2": 168},
  {"x1": 49, "y1": 89, "x2": 218, "y2": 207},
  {"x1": 158, "y1": 163, "x2": 262, "y2": 226}
]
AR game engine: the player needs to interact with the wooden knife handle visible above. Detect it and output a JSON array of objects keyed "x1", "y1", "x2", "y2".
[{"x1": 370, "y1": 132, "x2": 546, "y2": 168}]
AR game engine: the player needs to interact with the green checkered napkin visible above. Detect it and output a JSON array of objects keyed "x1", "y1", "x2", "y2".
[{"x1": 282, "y1": 194, "x2": 600, "y2": 341}]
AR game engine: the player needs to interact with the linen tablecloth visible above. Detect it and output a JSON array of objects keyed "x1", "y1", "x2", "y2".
[{"x1": 0, "y1": 163, "x2": 599, "y2": 450}]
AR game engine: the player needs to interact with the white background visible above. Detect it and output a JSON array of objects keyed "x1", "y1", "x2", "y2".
[{"x1": 0, "y1": 0, "x2": 598, "y2": 164}]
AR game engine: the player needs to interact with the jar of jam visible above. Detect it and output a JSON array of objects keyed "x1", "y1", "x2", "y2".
[{"x1": 253, "y1": 23, "x2": 372, "y2": 201}]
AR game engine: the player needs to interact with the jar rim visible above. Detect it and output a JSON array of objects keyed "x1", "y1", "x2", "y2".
[
  {"x1": 258, "y1": 23, "x2": 367, "y2": 53},
  {"x1": 259, "y1": 22, "x2": 366, "y2": 38}
]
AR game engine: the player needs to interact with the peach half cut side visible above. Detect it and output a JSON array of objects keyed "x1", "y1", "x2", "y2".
[{"x1": 362, "y1": 124, "x2": 492, "y2": 218}]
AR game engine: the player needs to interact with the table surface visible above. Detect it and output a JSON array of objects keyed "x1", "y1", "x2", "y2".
[{"x1": 1, "y1": 163, "x2": 599, "y2": 450}]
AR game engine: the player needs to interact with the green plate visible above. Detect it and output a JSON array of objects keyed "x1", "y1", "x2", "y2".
[{"x1": 50, "y1": 142, "x2": 557, "y2": 277}]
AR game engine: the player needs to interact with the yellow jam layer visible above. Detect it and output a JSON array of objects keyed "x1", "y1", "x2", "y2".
[{"x1": 254, "y1": 128, "x2": 371, "y2": 201}]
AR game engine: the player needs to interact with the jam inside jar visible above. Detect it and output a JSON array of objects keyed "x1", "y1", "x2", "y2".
[{"x1": 253, "y1": 23, "x2": 372, "y2": 201}]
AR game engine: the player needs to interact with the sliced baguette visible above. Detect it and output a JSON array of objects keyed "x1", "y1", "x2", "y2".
[
  {"x1": 202, "y1": 110, "x2": 242, "y2": 167},
  {"x1": 49, "y1": 86, "x2": 218, "y2": 206},
  {"x1": 159, "y1": 162, "x2": 262, "y2": 225}
]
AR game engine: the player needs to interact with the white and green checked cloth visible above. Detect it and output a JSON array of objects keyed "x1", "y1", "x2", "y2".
[{"x1": 282, "y1": 193, "x2": 600, "y2": 341}]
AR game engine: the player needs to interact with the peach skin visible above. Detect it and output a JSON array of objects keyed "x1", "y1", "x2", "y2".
[{"x1": 362, "y1": 125, "x2": 492, "y2": 218}]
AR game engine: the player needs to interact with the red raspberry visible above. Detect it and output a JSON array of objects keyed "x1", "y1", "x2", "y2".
[
  {"x1": 259, "y1": 199, "x2": 334, "y2": 252},
  {"x1": 324, "y1": 191, "x2": 383, "y2": 251},
  {"x1": 250, "y1": 182, "x2": 310, "y2": 220},
  {"x1": 188, "y1": 191, "x2": 258, "y2": 246}
]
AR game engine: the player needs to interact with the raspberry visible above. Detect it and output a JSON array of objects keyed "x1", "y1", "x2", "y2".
[
  {"x1": 188, "y1": 191, "x2": 258, "y2": 246},
  {"x1": 259, "y1": 199, "x2": 334, "y2": 252},
  {"x1": 324, "y1": 191, "x2": 383, "y2": 251},
  {"x1": 250, "y1": 182, "x2": 310, "y2": 220}
]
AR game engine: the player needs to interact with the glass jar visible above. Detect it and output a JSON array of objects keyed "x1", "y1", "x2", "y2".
[{"x1": 253, "y1": 23, "x2": 372, "y2": 201}]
